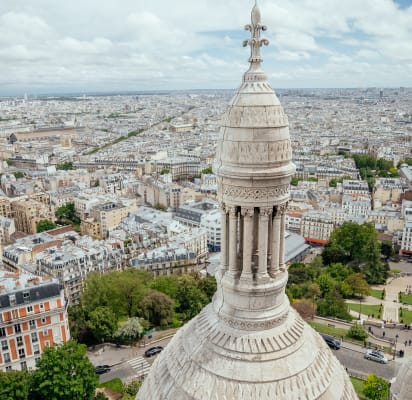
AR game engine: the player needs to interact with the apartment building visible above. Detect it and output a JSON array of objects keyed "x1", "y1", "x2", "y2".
[
  {"x1": 11, "y1": 198, "x2": 54, "y2": 234},
  {"x1": 0, "y1": 270, "x2": 70, "y2": 372},
  {"x1": 301, "y1": 210, "x2": 335, "y2": 245},
  {"x1": 373, "y1": 178, "x2": 404, "y2": 208},
  {"x1": 81, "y1": 201, "x2": 136, "y2": 239},
  {"x1": 0, "y1": 197, "x2": 12, "y2": 218}
]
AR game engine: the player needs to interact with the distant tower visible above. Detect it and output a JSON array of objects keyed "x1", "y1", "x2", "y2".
[{"x1": 137, "y1": 3, "x2": 357, "y2": 399}]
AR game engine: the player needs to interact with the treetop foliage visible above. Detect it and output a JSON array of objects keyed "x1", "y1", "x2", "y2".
[{"x1": 71, "y1": 270, "x2": 216, "y2": 345}]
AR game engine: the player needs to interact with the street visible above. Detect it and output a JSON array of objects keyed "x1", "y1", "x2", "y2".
[{"x1": 333, "y1": 345, "x2": 401, "y2": 381}]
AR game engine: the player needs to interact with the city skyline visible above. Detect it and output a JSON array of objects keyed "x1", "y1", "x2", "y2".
[{"x1": 1, "y1": 0, "x2": 412, "y2": 95}]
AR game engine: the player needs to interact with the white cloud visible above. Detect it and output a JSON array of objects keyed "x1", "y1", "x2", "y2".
[{"x1": 0, "y1": 0, "x2": 412, "y2": 93}]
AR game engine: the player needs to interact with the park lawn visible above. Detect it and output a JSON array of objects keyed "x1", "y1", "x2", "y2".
[
  {"x1": 346, "y1": 303, "x2": 382, "y2": 318},
  {"x1": 98, "y1": 378, "x2": 124, "y2": 394},
  {"x1": 399, "y1": 293, "x2": 412, "y2": 305},
  {"x1": 308, "y1": 321, "x2": 348, "y2": 338},
  {"x1": 350, "y1": 377, "x2": 366, "y2": 400},
  {"x1": 370, "y1": 289, "x2": 384, "y2": 300},
  {"x1": 400, "y1": 309, "x2": 412, "y2": 324}
]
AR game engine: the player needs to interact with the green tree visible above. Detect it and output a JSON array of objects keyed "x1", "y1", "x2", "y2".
[
  {"x1": 82, "y1": 269, "x2": 151, "y2": 318},
  {"x1": 323, "y1": 222, "x2": 386, "y2": 284},
  {"x1": 139, "y1": 290, "x2": 174, "y2": 326},
  {"x1": 36, "y1": 219, "x2": 57, "y2": 233},
  {"x1": 68, "y1": 304, "x2": 90, "y2": 343},
  {"x1": 291, "y1": 177, "x2": 299, "y2": 186},
  {"x1": 316, "y1": 273, "x2": 337, "y2": 297},
  {"x1": 87, "y1": 306, "x2": 118, "y2": 343},
  {"x1": 113, "y1": 317, "x2": 144, "y2": 345},
  {"x1": 347, "y1": 325, "x2": 368, "y2": 341},
  {"x1": 56, "y1": 161, "x2": 74, "y2": 170},
  {"x1": 55, "y1": 202, "x2": 80, "y2": 225},
  {"x1": 344, "y1": 273, "x2": 370, "y2": 298},
  {"x1": 201, "y1": 166, "x2": 213, "y2": 175},
  {"x1": 14, "y1": 171, "x2": 24, "y2": 179},
  {"x1": 31, "y1": 341, "x2": 98, "y2": 400},
  {"x1": 176, "y1": 275, "x2": 208, "y2": 319},
  {"x1": 0, "y1": 370, "x2": 30, "y2": 400},
  {"x1": 317, "y1": 289, "x2": 351, "y2": 320},
  {"x1": 148, "y1": 275, "x2": 180, "y2": 299},
  {"x1": 380, "y1": 240, "x2": 394, "y2": 259},
  {"x1": 124, "y1": 380, "x2": 143, "y2": 396},
  {"x1": 363, "y1": 374, "x2": 389, "y2": 400},
  {"x1": 288, "y1": 263, "x2": 311, "y2": 285},
  {"x1": 197, "y1": 274, "x2": 217, "y2": 301}
]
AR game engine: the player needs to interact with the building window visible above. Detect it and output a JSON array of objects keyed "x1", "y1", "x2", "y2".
[
  {"x1": 16, "y1": 336, "x2": 23, "y2": 347},
  {"x1": 35, "y1": 357, "x2": 41, "y2": 366},
  {"x1": 33, "y1": 344, "x2": 40, "y2": 355},
  {"x1": 1, "y1": 340, "x2": 8, "y2": 350},
  {"x1": 20, "y1": 361, "x2": 27, "y2": 370},
  {"x1": 29, "y1": 320, "x2": 36, "y2": 330},
  {"x1": 3, "y1": 352, "x2": 10, "y2": 363},
  {"x1": 31, "y1": 332, "x2": 38, "y2": 343},
  {"x1": 11, "y1": 309, "x2": 19, "y2": 319},
  {"x1": 0, "y1": 328, "x2": 6, "y2": 337},
  {"x1": 14, "y1": 324, "x2": 21, "y2": 334},
  {"x1": 9, "y1": 294, "x2": 16, "y2": 306},
  {"x1": 26, "y1": 305, "x2": 33, "y2": 314},
  {"x1": 5, "y1": 366, "x2": 12, "y2": 371},
  {"x1": 44, "y1": 341, "x2": 50, "y2": 348},
  {"x1": 39, "y1": 303, "x2": 44, "y2": 310},
  {"x1": 18, "y1": 348, "x2": 25, "y2": 359},
  {"x1": 23, "y1": 292, "x2": 30, "y2": 302},
  {"x1": 43, "y1": 330, "x2": 49, "y2": 337}
]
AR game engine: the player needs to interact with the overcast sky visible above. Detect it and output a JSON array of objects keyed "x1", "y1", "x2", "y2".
[{"x1": 1, "y1": 0, "x2": 412, "y2": 95}]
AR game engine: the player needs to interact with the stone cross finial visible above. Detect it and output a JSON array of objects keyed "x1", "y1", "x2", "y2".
[{"x1": 243, "y1": 1, "x2": 269, "y2": 65}]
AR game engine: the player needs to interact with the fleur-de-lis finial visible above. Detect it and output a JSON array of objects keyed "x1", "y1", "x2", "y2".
[{"x1": 243, "y1": 0, "x2": 269, "y2": 66}]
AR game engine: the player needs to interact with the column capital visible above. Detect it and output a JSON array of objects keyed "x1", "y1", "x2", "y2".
[
  {"x1": 228, "y1": 205, "x2": 238, "y2": 216},
  {"x1": 274, "y1": 203, "x2": 288, "y2": 217},
  {"x1": 260, "y1": 207, "x2": 272, "y2": 217},
  {"x1": 241, "y1": 207, "x2": 254, "y2": 218}
]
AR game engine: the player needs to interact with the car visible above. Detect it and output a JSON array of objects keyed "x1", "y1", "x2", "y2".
[
  {"x1": 364, "y1": 349, "x2": 388, "y2": 364},
  {"x1": 321, "y1": 334, "x2": 341, "y2": 350},
  {"x1": 144, "y1": 346, "x2": 164, "y2": 357},
  {"x1": 95, "y1": 365, "x2": 111, "y2": 374}
]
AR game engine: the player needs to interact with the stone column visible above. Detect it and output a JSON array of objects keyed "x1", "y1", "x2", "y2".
[
  {"x1": 228, "y1": 206, "x2": 238, "y2": 275},
  {"x1": 270, "y1": 208, "x2": 281, "y2": 275},
  {"x1": 220, "y1": 203, "x2": 228, "y2": 273},
  {"x1": 279, "y1": 204, "x2": 287, "y2": 271},
  {"x1": 267, "y1": 208, "x2": 273, "y2": 272},
  {"x1": 241, "y1": 207, "x2": 254, "y2": 279},
  {"x1": 258, "y1": 207, "x2": 271, "y2": 276}
]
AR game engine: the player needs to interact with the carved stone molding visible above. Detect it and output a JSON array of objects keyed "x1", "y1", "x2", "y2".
[
  {"x1": 227, "y1": 205, "x2": 238, "y2": 216},
  {"x1": 260, "y1": 207, "x2": 272, "y2": 217},
  {"x1": 241, "y1": 207, "x2": 254, "y2": 218},
  {"x1": 223, "y1": 184, "x2": 289, "y2": 201},
  {"x1": 219, "y1": 312, "x2": 288, "y2": 332}
]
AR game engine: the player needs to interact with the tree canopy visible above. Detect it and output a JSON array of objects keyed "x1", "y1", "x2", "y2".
[
  {"x1": 0, "y1": 370, "x2": 31, "y2": 400},
  {"x1": 36, "y1": 219, "x2": 57, "y2": 233},
  {"x1": 30, "y1": 341, "x2": 98, "y2": 400},
  {"x1": 72, "y1": 270, "x2": 217, "y2": 344},
  {"x1": 363, "y1": 374, "x2": 389, "y2": 400},
  {"x1": 55, "y1": 202, "x2": 80, "y2": 225},
  {"x1": 322, "y1": 222, "x2": 387, "y2": 284}
]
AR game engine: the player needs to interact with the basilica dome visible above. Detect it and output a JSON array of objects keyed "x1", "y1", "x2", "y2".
[{"x1": 137, "y1": 3, "x2": 357, "y2": 399}]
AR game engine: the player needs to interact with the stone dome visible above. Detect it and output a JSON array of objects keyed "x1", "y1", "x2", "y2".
[{"x1": 137, "y1": 3, "x2": 357, "y2": 399}]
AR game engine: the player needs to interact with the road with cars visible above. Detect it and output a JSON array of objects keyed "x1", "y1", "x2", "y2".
[
  {"x1": 332, "y1": 345, "x2": 401, "y2": 381},
  {"x1": 93, "y1": 334, "x2": 404, "y2": 385}
]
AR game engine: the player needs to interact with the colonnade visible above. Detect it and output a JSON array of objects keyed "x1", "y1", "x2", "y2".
[{"x1": 220, "y1": 203, "x2": 287, "y2": 279}]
